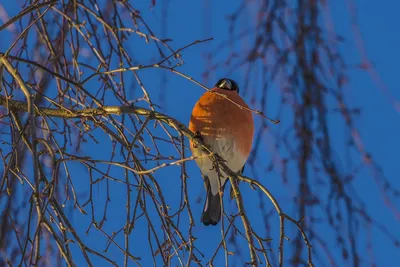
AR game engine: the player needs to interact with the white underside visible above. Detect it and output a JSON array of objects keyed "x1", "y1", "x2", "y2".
[{"x1": 192, "y1": 136, "x2": 247, "y2": 195}]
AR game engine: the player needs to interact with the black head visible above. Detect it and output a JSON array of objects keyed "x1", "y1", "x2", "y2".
[{"x1": 215, "y1": 78, "x2": 239, "y2": 93}]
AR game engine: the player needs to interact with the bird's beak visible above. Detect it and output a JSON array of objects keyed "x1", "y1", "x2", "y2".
[{"x1": 220, "y1": 79, "x2": 232, "y2": 90}]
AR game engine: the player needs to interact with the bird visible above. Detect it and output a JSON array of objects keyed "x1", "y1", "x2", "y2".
[{"x1": 189, "y1": 78, "x2": 254, "y2": 226}]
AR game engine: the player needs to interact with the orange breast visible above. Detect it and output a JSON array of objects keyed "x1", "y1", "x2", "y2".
[{"x1": 189, "y1": 88, "x2": 254, "y2": 157}]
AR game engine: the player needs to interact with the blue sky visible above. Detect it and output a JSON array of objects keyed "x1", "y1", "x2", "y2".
[{"x1": 1, "y1": 0, "x2": 399, "y2": 266}]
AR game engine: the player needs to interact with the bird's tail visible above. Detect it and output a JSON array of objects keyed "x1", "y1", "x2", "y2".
[{"x1": 201, "y1": 180, "x2": 222, "y2": 226}]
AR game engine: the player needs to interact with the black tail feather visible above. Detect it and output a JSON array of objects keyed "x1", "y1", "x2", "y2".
[
  {"x1": 201, "y1": 184, "x2": 221, "y2": 226},
  {"x1": 201, "y1": 175, "x2": 231, "y2": 226}
]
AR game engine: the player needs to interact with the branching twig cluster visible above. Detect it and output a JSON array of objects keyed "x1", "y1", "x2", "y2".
[
  {"x1": 0, "y1": 1, "x2": 315, "y2": 267},
  {"x1": 203, "y1": 0, "x2": 400, "y2": 266},
  {"x1": 1, "y1": 1, "x2": 398, "y2": 267}
]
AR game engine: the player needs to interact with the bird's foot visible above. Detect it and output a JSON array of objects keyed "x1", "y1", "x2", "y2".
[{"x1": 192, "y1": 131, "x2": 203, "y2": 148}]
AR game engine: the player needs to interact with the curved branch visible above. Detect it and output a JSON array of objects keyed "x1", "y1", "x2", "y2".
[{"x1": 0, "y1": 94, "x2": 312, "y2": 265}]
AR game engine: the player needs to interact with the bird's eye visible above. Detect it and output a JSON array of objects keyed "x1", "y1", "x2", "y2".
[{"x1": 230, "y1": 80, "x2": 239, "y2": 93}]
